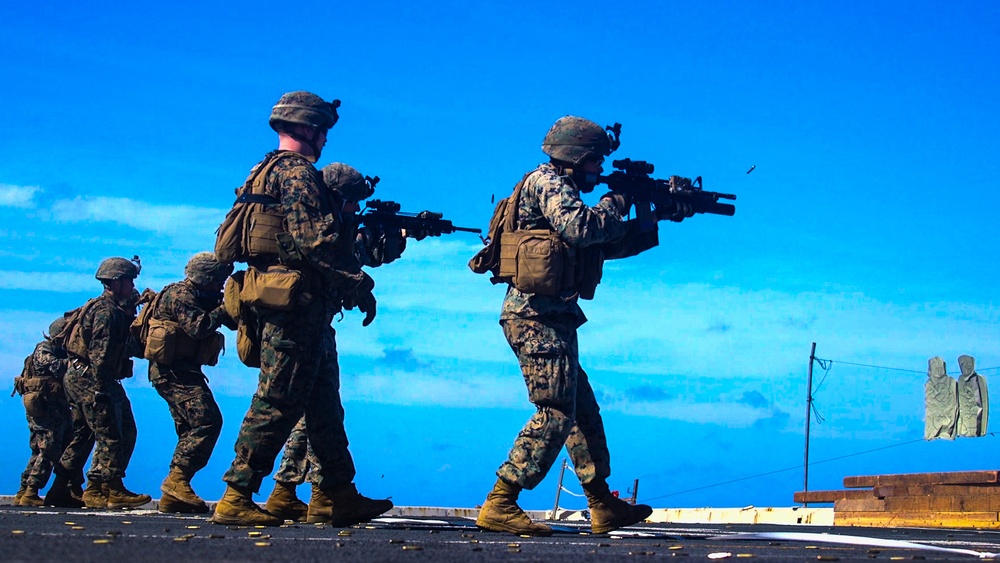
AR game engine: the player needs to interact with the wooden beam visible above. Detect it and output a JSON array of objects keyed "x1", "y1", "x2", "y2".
[
  {"x1": 793, "y1": 489, "x2": 874, "y2": 503},
  {"x1": 844, "y1": 471, "x2": 1000, "y2": 488}
]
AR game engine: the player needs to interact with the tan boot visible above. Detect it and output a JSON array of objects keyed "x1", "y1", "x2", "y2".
[
  {"x1": 159, "y1": 492, "x2": 209, "y2": 514},
  {"x1": 106, "y1": 477, "x2": 152, "y2": 509},
  {"x1": 210, "y1": 484, "x2": 282, "y2": 526},
  {"x1": 475, "y1": 478, "x2": 552, "y2": 536},
  {"x1": 306, "y1": 483, "x2": 393, "y2": 526},
  {"x1": 44, "y1": 474, "x2": 84, "y2": 508},
  {"x1": 14, "y1": 484, "x2": 26, "y2": 505},
  {"x1": 583, "y1": 479, "x2": 653, "y2": 534},
  {"x1": 160, "y1": 467, "x2": 208, "y2": 512},
  {"x1": 82, "y1": 480, "x2": 108, "y2": 509},
  {"x1": 18, "y1": 486, "x2": 45, "y2": 507},
  {"x1": 265, "y1": 481, "x2": 308, "y2": 522}
]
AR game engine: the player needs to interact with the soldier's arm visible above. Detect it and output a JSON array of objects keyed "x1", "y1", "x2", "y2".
[
  {"x1": 602, "y1": 220, "x2": 660, "y2": 260},
  {"x1": 166, "y1": 288, "x2": 226, "y2": 340},
  {"x1": 86, "y1": 308, "x2": 120, "y2": 380},
  {"x1": 32, "y1": 341, "x2": 67, "y2": 378},
  {"x1": 279, "y1": 166, "x2": 345, "y2": 276},
  {"x1": 536, "y1": 173, "x2": 629, "y2": 247}
]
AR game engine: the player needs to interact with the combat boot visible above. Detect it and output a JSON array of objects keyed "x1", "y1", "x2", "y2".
[
  {"x1": 18, "y1": 486, "x2": 45, "y2": 507},
  {"x1": 210, "y1": 484, "x2": 282, "y2": 526},
  {"x1": 583, "y1": 479, "x2": 653, "y2": 534},
  {"x1": 265, "y1": 481, "x2": 308, "y2": 522},
  {"x1": 14, "y1": 484, "x2": 25, "y2": 505},
  {"x1": 44, "y1": 474, "x2": 84, "y2": 508},
  {"x1": 106, "y1": 477, "x2": 152, "y2": 509},
  {"x1": 160, "y1": 466, "x2": 208, "y2": 513},
  {"x1": 475, "y1": 478, "x2": 552, "y2": 536},
  {"x1": 82, "y1": 480, "x2": 108, "y2": 509},
  {"x1": 306, "y1": 483, "x2": 393, "y2": 526}
]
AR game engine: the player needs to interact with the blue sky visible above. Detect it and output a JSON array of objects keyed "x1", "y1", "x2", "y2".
[{"x1": 2, "y1": 1, "x2": 999, "y2": 510}]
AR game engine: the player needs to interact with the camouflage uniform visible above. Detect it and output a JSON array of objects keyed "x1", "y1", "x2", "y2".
[
  {"x1": 148, "y1": 280, "x2": 228, "y2": 475},
  {"x1": 18, "y1": 339, "x2": 73, "y2": 492},
  {"x1": 223, "y1": 151, "x2": 364, "y2": 493},
  {"x1": 60, "y1": 292, "x2": 139, "y2": 482},
  {"x1": 496, "y1": 162, "x2": 657, "y2": 490}
]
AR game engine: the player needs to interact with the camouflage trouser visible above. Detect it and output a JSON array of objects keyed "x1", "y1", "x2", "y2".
[
  {"x1": 20, "y1": 392, "x2": 73, "y2": 489},
  {"x1": 273, "y1": 416, "x2": 320, "y2": 485},
  {"x1": 55, "y1": 404, "x2": 95, "y2": 486},
  {"x1": 61, "y1": 364, "x2": 137, "y2": 481},
  {"x1": 152, "y1": 367, "x2": 223, "y2": 473},
  {"x1": 223, "y1": 300, "x2": 355, "y2": 492},
  {"x1": 496, "y1": 316, "x2": 611, "y2": 490}
]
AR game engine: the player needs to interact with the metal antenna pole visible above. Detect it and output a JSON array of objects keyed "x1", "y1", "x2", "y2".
[
  {"x1": 630, "y1": 478, "x2": 640, "y2": 506},
  {"x1": 803, "y1": 342, "x2": 817, "y2": 503},
  {"x1": 552, "y1": 459, "x2": 567, "y2": 519}
]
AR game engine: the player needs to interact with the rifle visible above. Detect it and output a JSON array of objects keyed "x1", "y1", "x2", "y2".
[
  {"x1": 359, "y1": 199, "x2": 482, "y2": 239},
  {"x1": 599, "y1": 158, "x2": 737, "y2": 227}
]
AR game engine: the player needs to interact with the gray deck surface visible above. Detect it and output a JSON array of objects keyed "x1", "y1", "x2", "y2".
[{"x1": 3, "y1": 505, "x2": 1000, "y2": 562}]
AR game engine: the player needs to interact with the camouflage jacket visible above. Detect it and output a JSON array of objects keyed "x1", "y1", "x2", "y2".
[
  {"x1": 254, "y1": 151, "x2": 356, "y2": 281},
  {"x1": 500, "y1": 162, "x2": 657, "y2": 325},
  {"x1": 76, "y1": 291, "x2": 136, "y2": 381},
  {"x1": 148, "y1": 280, "x2": 231, "y2": 378},
  {"x1": 31, "y1": 338, "x2": 68, "y2": 381}
]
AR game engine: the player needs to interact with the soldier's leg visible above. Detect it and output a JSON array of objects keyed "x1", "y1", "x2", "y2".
[
  {"x1": 222, "y1": 307, "x2": 323, "y2": 492},
  {"x1": 273, "y1": 416, "x2": 310, "y2": 485},
  {"x1": 25, "y1": 404, "x2": 70, "y2": 491},
  {"x1": 155, "y1": 373, "x2": 223, "y2": 473},
  {"x1": 496, "y1": 318, "x2": 578, "y2": 490},
  {"x1": 306, "y1": 328, "x2": 354, "y2": 490},
  {"x1": 116, "y1": 383, "x2": 137, "y2": 471},
  {"x1": 563, "y1": 367, "x2": 611, "y2": 486}
]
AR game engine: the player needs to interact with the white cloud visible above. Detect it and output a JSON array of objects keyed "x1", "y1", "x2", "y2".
[
  {"x1": 49, "y1": 196, "x2": 227, "y2": 247},
  {"x1": 0, "y1": 184, "x2": 40, "y2": 208},
  {"x1": 0, "y1": 270, "x2": 97, "y2": 292}
]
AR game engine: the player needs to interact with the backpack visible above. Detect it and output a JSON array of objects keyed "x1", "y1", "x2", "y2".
[
  {"x1": 128, "y1": 287, "x2": 161, "y2": 350},
  {"x1": 52, "y1": 298, "x2": 101, "y2": 360},
  {"x1": 468, "y1": 172, "x2": 531, "y2": 283},
  {"x1": 214, "y1": 152, "x2": 293, "y2": 265}
]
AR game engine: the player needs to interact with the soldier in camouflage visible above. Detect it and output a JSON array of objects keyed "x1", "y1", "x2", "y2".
[
  {"x1": 264, "y1": 163, "x2": 401, "y2": 523},
  {"x1": 476, "y1": 116, "x2": 672, "y2": 536},
  {"x1": 55, "y1": 257, "x2": 150, "y2": 509},
  {"x1": 150, "y1": 252, "x2": 235, "y2": 513},
  {"x1": 13, "y1": 317, "x2": 73, "y2": 506},
  {"x1": 212, "y1": 93, "x2": 391, "y2": 527}
]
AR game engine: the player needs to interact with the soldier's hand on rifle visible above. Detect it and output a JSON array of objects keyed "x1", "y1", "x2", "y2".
[
  {"x1": 377, "y1": 231, "x2": 406, "y2": 264},
  {"x1": 600, "y1": 191, "x2": 632, "y2": 216},
  {"x1": 656, "y1": 201, "x2": 695, "y2": 222},
  {"x1": 357, "y1": 290, "x2": 377, "y2": 327}
]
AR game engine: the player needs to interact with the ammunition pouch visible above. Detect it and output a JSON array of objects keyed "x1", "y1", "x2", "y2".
[
  {"x1": 247, "y1": 208, "x2": 286, "y2": 258},
  {"x1": 240, "y1": 265, "x2": 305, "y2": 311},
  {"x1": 22, "y1": 391, "x2": 45, "y2": 418},
  {"x1": 196, "y1": 332, "x2": 225, "y2": 367},
  {"x1": 499, "y1": 229, "x2": 573, "y2": 296},
  {"x1": 223, "y1": 271, "x2": 244, "y2": 322},
  {"x1": 145, "y1": 318, "x2": 179, "y2": 364},
  {"x1": 237, "y1": 318, "x2": 261, "y2": 368},
  {"x1": 575, "y1": 246, "x2": 604, "y2": 301}
]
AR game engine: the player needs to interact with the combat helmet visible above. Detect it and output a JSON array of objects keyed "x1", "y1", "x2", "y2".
[
  {"x1": 322, "y1": 163, "x2": 376, "y2": 202},
  {"x1": 47, "y1": 316, "x2": 68, "y2": 339},
  {"x1": 541, "y1": 116, "x2": 619, "y2": 165},
  {"x1": 95, "y1": 257, "x2": 140, "y2": 282},
  {"x1": 269, "y1": 91, "x2": 341, "y2": 132},
  {"x1": 184, "y1": 252, "x2": 234, "y2": 287}
]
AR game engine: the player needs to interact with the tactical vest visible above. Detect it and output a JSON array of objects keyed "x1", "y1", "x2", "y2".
[
  {"x1": 53, "y1": 298, "x2": 101, "y2": 361},
  {"x1": 215, "y1": 151, "x2": 300, "y2": 264},
  {"x1": 137, "y1": 283, "x2": 225, "y2": 366},
  {"x1": 469, "y1": 170, "x2": 602, "y2": 299}
]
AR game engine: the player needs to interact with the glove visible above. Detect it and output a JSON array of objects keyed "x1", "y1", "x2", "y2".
[
  {"x1": 356, "y1": 291, "x2": 377, "y2": 327},
  {"x1": 601, "y1": 191, "x2": 632, "y2": 216},
  {"x1": 375, "y1": 231, "x2": 406, "y2": 264}
]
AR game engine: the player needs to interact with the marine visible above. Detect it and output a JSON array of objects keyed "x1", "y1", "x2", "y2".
[
  {"x1": 146, "y1": 252, "x2": 235, "y2": 513},
  {"x1": 212, "y1": 92, "x2": 390, "y2": 527},
  {"x1": 52, "y1": 256, "x2": 150, "y2": 509},
  {"x1": 473, "y1": 116, "x2": 683, "y2": 535},
  {"x1": 264, "y1": 162, "x2": 401, "y2": 523},
  {"x1": 13, "y1": 318, "x2": 74, "y2": 506}
]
